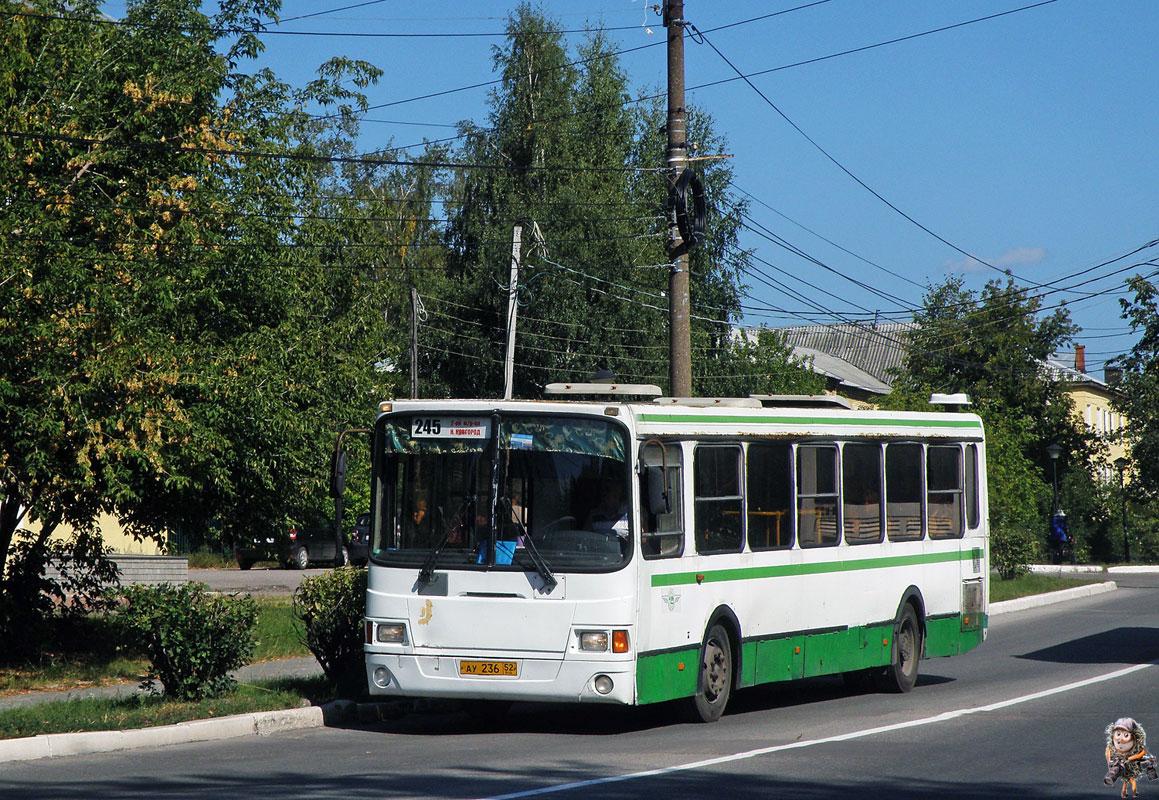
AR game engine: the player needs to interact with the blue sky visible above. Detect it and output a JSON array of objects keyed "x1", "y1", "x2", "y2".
[{"x1": 108, "y1": 1, "x2": 1159, "y2": 377}]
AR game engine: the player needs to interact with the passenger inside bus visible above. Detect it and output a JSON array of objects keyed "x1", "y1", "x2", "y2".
[{"x1": 585, "y1": 479, "x2": 629, "y2": 538}]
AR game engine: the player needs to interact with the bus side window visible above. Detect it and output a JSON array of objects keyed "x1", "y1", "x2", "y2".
[
  {"x1": 797, "y1": 444, "x2": 839, "y2": 548},
  {"x1": 640, "y1": 442, "x2": 684, "y2": 559},
  {"x1": 886, "y1": 443, "x2": 923, "y2": 541},
  {"x1": 965, "y1": 444, "x2": 980, "y2": 529},
  {"x1": 843, "y1": 442, "x2": 883, "y2": 545},
  {"x1": 694, "y1": 445, "x2": 743, "y2": 554},
  {"x1": 927, "y1": 445, "x2": 963, "y2": 539},
  {"x1": 747, "y1": 442, "x2": 793, "y2": 550}
]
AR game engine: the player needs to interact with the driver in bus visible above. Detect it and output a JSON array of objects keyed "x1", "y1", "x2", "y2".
[{"x1": 586, "y1": 478, "x2": 629, "y2": 538}]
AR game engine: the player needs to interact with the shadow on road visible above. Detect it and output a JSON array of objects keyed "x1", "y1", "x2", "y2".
[
  {"x1": 0, "y1": 767, "x2": 1109, "y2": 800},
  {"x1": 329, "y1": 670, "x2": 956, "y2": 740},
  {"x1": 1016, "y1": 626, "x2": 1159, "y2": 664}
]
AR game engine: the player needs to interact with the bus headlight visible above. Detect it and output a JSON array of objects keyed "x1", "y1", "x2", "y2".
[
  {"x1": 579, "y1": 631, "x2": 609, "y2": 651},
  {"x1": 373, "y1": 666, "x2": 394, "y2": 688},
  {"x1": 594, "y1": 675, "x2": 614, "y2": 695},
  {"x1": 376, "y1": 623, "x2": 407, "y2": 644}
]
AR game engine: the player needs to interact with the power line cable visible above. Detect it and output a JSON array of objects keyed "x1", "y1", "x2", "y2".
[
  {"x1": 0, "y1": 129, "x2": 661, "y2": 174},
  {"x1": 686, "y1": 5, "x2": 1061, "y2": 291}
]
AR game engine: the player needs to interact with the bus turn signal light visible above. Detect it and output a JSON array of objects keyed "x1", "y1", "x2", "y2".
[{"x1": 612, "y1": 630, "x2": 630, "y2": 653}]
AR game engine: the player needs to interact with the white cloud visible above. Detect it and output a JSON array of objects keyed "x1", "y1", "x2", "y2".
[{"x1": 944, "y1": 246, "x2": 1047, "y2": 275}]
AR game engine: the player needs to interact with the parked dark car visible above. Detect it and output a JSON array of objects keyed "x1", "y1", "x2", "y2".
[
  {"x1": 348, "y1": 512, "x2": 370, "y2": 566},
  {"x1": 235, "y1": 514, "x2": 355, "y2": 570}
]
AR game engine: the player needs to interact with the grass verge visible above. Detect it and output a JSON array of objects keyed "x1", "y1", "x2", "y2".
[
  {"x1": 0, "y1": 598, "x2": 309, "y2": 696},
  {"x1": 990, "y1": 572, "x2": 1106, "y2": 603},
  {"x1": 0, "y1": 677, "x2": 337, "y2": 741}
]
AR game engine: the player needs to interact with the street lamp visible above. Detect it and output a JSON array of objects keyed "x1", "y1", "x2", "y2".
[
  {"x1": 1046, "y1": 443, "x2": 1063, "y2": 515},
  {"x1": 1115, "y1": 456, "x2": 1130, "y2": 564}
]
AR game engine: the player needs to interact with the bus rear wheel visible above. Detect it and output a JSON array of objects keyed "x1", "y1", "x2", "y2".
[
  {"x1": 685, "y1": 623, "x2": 732, "y2": 723},
  {"x1": 878, "y1": 604, "x2": 921, "y2": 693}
]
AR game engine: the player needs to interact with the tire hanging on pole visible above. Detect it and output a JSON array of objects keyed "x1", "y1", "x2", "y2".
[{"x1": 670, "y1": 167, "x2": 706, "y2": 257}]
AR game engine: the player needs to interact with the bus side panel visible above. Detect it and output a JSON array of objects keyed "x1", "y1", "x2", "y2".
[
  {"x1": 857, "y1": 623, "x2": 894, "y2": 670},
  {"x1": 636, "y1": 648, "x2": 699, "y2": 705},
  {"x1": 754, "y1": 636, "x2": 803, "y2": 683},
  {"x1": 802, "y1": 629, "x2": 856, "y2": 677},
  {"x1": 924, "y1": 614, "x2": 979, "y2": 657}
]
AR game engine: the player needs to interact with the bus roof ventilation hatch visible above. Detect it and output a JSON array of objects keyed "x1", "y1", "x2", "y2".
[
  {"x1": 544, "y1": 383, "x2": 663, "y2": 398},
  {"x1": 652, "y1": 397, "x2": 763, "y2": 408},
  {"x1": 928, "y1": 393, "x2": 972, "y2": 411},
  {"x1": 749, "y1": 394, "x2": 853, "y2": 410}
]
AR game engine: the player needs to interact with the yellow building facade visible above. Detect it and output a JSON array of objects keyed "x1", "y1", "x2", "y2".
[{"x1": 1052, "y1": 345, "x2": 1128, "y2": 484}]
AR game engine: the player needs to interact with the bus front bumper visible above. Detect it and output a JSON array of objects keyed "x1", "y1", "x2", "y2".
[{"x1": 365, "y1": 652, "x2": 636, "y2": 705}]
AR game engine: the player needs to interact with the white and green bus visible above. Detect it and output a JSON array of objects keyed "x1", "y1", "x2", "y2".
[{"x1": 363, "y1": 387, "x2": 987, "y2": 721}]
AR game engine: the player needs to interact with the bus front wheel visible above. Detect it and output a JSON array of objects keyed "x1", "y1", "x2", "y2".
[
  {"x1": 878, "y1": 604, "x2": 921, "y2": 693},
  {"x1": 685, "y1": 623, "x2": 732, "y2": 723}
]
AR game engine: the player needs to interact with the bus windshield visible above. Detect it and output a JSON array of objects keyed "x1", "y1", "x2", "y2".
[{"x1": 372, "y1": 413, "x2": 631, "y2": 573}]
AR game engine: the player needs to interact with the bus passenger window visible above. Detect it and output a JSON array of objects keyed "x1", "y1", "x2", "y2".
[
  {"x1": 886, "y1": 443, "x2": 923, "y2": 541},
  {"x1": 694, "y1": 445, "x2": 743, "y2": 554},
  {"x1": 965, "y1": 444, "x2": 980, "y2": 529},
  {"x1": 927, "y1": 445, "x2": 963, "y2": 539},
  {"x1": 797, "y1": 444, "x2": 838, "y2": 547},
  {"x1": 747, "y1": 443, "x2": 793, "y2": 550},
  {"x1": 843, "y1": 443, "x2": 883, "y2": 545},
  {"x1": 640, "y1": 442, "x2": 684, "y2": 559}
]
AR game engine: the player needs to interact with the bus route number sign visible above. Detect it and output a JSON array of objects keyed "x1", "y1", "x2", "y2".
[{"x1": 411, "y1": 417, "x2": 489, "y2": 439}]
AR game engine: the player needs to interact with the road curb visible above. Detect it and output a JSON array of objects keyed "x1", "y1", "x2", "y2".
[
  {"x1": 1027, "y1": 564, "x2": 1106, "y2": 575},
  {"x1": 0, "y1": 703, "x2": 327, "y2": 764},
  {"x1": 989, "y1": 580, "x2": 1117, "y2": 616}
]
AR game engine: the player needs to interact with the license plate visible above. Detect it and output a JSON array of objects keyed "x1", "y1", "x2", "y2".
[{"x1": 459, "y1": 660, "x2": 518, "y2": 677}]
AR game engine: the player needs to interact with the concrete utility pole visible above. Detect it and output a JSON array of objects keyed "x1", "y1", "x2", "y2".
[
  {"x1": 665, "y1": 0, "x2": 692, "y2": 397},
  {"x1": 503, "y1": 225, "x2": 522, "y2": 400}
]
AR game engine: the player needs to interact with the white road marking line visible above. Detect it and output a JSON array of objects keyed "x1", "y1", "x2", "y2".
[{"x1": 479, "y1": 661, "x2": 1155, "y2": 799}]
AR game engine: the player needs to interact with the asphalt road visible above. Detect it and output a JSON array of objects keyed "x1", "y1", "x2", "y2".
[
  {"x1": 191, "y1": 565, "x2": 331, "y2": 595},
  {"x1": 4, "y1": 577, "x2": 1157, "y2": 800}
]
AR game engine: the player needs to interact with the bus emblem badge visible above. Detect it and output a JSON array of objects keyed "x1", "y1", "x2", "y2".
[
  {"x1": 661, "y1": 589, "x2": 681, "y2": 612},
  {"x1": 418, "y1": 599, "x2": 434, "y2": 625}
]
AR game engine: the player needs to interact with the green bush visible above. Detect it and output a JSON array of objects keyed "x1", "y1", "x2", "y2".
[
  {"x1": 991, "y1": 525, "x2": 1039, "y2": 579},
  {"x1": 294, "y1": 567, "x2": 367, "y2": 695},
  {"x1": 116, "y1": 582, "x2": 258, "y2": 700}
]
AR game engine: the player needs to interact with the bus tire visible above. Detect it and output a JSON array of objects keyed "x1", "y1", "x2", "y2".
[
  {"x1": 685, "y1": 623, "x2": 732, "y2": 723},
  {"x1": 878, "y1": 604, "x2": 921, "y2": 693}
]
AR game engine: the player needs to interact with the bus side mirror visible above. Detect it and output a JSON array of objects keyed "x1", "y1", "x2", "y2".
[
  {"x1": 330, "y1": 449, "x2": 348, "y2": 499},
  {"x1": 644, "y1": 466, "x2": 669, "y2": 516}
]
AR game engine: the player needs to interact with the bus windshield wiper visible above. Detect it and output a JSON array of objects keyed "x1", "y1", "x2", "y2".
[
  {"x1": 502, "y1": 497, "x2": 557, "y2": 592},
  {"x1": 418, "y1": 452, "x2": 481, "y2": 584},
  {"x1": 418, "y1": 495, "x2": 472, "y2": 584}
]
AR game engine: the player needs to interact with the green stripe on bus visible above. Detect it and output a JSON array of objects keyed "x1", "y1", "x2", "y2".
[
  {"x1": 651, "y1": 549, "x2": 981, "y2": 587},
  {"x1": 638, "y1": 413, "x2": 982, "y2": 430}
]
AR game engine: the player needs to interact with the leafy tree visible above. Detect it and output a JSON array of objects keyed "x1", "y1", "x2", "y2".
[
  {"x1": 0, "y1": 0, "x2": 396, "y2": 628},
  {"x1": 898, "y1": 277, "x2": 1085, "y2": 461},
  {"x1": 430, "y1": 5, "x2": 815, "y2": 399},
  {"x1": 695, "y1": 328, "x2": 823, "y2": 398},
  {"x1": 1114, "y1": 276, "x2": 1159, "y2": 496}
]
